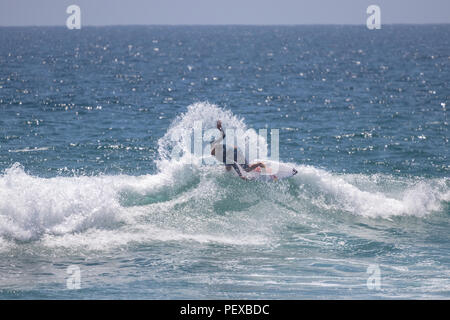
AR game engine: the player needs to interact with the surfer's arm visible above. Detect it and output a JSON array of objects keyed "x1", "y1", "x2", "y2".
[
  {"x1": 212, "y1": 128, "x2": 225, "y2": 145},
  {"x1": 243, "y1": 162, "x2": 265, "y2": 172},
  {"x1": 210, "y1": 124, "x2": 226, "y2": 154}
]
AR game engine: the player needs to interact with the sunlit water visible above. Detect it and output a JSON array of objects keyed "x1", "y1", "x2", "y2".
[{"x1": 0, "y1": 26, "x2": 449, "y2": 299}]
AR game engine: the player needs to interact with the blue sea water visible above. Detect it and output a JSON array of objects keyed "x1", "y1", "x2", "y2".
[{"x1": 0, "y1": 25, "x2": 449, "y2": 299}]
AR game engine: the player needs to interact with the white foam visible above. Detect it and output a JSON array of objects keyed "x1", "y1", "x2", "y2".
[
  {"x1": 0, "y1": 161, "x2": 271, "y2": 248},
  {"x1": 157, "y1": 101, "x2": 268, "y2": 170},
  {"x1": 0, "y1": 102, "x2": 448, "y2": 250},
  {"x1": 41, "y1": 225, "x2": 267, "y2": 252},
  {"x1": 0, "y1": 163, "x2": 124, "y2": 241},
  {"x1": 293, "y1": 164, "x2": 448, "y2": 218},
  {"x1": 8, "y1": 147, "x2": 51, "y2": 153}
]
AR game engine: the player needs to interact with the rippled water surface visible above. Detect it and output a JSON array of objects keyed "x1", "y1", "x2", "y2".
[{"x1": 0, "y1": 25, "x2": 449, "y2": 299}]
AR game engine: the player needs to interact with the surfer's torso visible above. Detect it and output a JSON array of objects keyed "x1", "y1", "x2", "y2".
[{"x1": 210, "y1": 128, "x2": 249, "y2": 177}]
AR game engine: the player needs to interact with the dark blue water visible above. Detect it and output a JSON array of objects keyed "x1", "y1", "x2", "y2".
[{"x1": 0, "y1": 25, "x2": 449, "y2": 299}]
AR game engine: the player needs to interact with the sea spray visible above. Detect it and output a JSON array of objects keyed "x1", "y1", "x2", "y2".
[{"x1": 0, "y1": 103, "x2": 448, "y2": 247}]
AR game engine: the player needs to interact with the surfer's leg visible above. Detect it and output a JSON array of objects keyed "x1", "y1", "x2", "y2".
[
  {"x1": 231, "y1": 163, "x2": 243, "y2": 177},
  {"x1": 232, "y1": 147, "x2": 257, "y2": 173},
  {"x1": 228, "y1": 163, "x2": 248, "y2": 180}
]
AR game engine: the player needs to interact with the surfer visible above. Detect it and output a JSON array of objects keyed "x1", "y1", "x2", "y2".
[{"x1": 210, "y1": 120, "x2": 265, "y2": 179}]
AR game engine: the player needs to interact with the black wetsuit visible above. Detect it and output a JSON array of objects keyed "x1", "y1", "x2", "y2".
[
  {"x1": 222, "y1": 145, "x2": 250, "y2": 177},
  {"x1": 212, "y1": 129, "x2": 249, "y2": 177}
]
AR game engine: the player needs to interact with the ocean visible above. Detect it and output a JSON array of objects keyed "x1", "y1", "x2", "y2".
[{"x1": 0, "y1": 25, "x2": 448, "y2": 299}]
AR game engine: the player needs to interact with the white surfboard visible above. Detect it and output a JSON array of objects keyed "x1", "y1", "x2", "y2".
[{"x1": 235, "y1": 160, "x2": 298, "y2": 181}]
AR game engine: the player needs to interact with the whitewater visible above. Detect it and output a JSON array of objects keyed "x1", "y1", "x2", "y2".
[{"x1": 1, "y1": 103, "x2": 448, "y2": 246}]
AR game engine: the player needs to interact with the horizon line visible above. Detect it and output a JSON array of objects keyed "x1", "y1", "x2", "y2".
[{"x1": 1, "y1": 22, "x2": 449, "y2": 28}]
